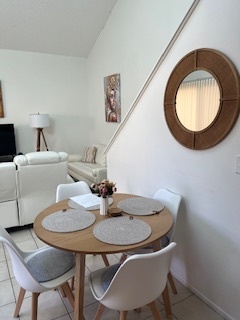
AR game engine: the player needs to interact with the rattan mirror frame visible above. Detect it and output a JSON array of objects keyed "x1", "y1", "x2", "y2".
[{"x1": 164, "y1": 48, "x2": 240, "y2": 150}]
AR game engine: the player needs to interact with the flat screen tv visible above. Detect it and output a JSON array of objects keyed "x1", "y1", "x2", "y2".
[{"x1": 0, "y1": 124, "x2": 17, "y2": 156}]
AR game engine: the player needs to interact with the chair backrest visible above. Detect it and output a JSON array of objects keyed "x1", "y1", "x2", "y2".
[
  {"x1": 100, "y1": 242, "x2": 176, "y2": 311},
  {"x1": 14, "y1": 151, "x2": 69, "y2": 226},
  {"x1": 0, "y1": 226, "x2": 45, "y2": 293},
  {"x1": 56, "y1": 181, "x2": 91, "y2": 202},
  {"x1": 153, "y1": 188, "x2": 182, "y2": 242}
]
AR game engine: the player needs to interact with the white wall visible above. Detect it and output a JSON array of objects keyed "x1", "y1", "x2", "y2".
[
  {"x1": 0, "y1": 50, "x2": 90, "y2": 154},
  {"x1": 87, "y1": 0, "x2": 194, "y2": 144},
  {"x1": 103, "y1": 1, "x2": 240, "y2": 319}
]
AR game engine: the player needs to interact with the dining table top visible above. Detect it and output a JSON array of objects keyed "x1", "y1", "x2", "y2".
[{"x1": 34, "y1": 192, "x2": 173, "y2": 255}]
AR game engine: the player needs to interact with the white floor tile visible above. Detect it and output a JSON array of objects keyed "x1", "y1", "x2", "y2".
[
  {"x1": 0, "y1": 279, "x2": 15, "y2": 306},
  {"x1": 172, "y1": 295, "x2": 225, "y2": 320},
  {"x1": 0, "y1": 226, "x2": 226, "y2": 320},
  {"x1": 0, "y1": 260, "x2": 10, "y2": 281}
]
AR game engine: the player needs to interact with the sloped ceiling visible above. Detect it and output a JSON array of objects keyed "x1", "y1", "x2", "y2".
[{"x1": 0, "y1": 0, "x2": 118, "y2": 58}]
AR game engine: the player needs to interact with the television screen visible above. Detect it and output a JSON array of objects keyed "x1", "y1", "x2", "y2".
[{"x1": 0, "y1": 124, "x2": 17, "y2": 156}]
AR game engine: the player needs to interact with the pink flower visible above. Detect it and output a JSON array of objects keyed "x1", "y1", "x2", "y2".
[{"x1": 96, "y1": 179, "x2": 116, "y2": 198}]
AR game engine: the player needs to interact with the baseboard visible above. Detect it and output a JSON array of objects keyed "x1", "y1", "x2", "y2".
[{"x1": 171, "y1": 271, "x2": 235, "y2": 320}]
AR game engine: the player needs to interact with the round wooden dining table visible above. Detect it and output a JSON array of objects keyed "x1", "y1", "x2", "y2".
[{"x1": 34, "y1": 193, "x2": 173, "y2": 320}]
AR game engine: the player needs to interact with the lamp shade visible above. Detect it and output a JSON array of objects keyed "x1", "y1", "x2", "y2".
[{"x1": 29, "y1": 114, "x2": 50, "y2": 128}]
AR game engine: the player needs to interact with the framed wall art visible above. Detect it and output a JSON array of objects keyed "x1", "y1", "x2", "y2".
[
  {"x1": 0, "y1": 82, "x2": 4, "y2": 118},
  {"x1": 104, "y1": 73, "x2": 121, "y2": 122}
]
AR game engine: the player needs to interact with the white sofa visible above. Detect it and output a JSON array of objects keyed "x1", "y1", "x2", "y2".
[
  {"x1": 0, "y1": 151, "x2": 72, "y2": 228},
  {"x1": 67, "y1": 144, "x2": 107, "y2": 185}
]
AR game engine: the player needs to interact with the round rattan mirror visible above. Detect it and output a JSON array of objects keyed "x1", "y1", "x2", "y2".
[{"x1": 164, "y1": 48, "x2": 240, "y2": 150}]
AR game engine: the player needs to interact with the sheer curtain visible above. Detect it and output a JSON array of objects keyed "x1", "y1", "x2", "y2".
[{"x1": 176, "y1": 77, "x2": 220, "y2": 131}]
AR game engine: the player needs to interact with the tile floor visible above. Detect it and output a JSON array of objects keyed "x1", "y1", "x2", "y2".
[{"x1": 0, "y1": 225, "x2": 226, "y2": 320}]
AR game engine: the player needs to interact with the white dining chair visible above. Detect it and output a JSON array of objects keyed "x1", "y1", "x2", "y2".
[
  {"x1": 0, "y1": 226, "x2": 75, "y2": 320},
  {"x1": 56, "y1": 180, "x2": 92, "y2": 202},
  {"x1": 56, "y1": 180, "x2": 110, "y2": 288},
  {"x1": 120, "y1": 188, "x2": 182, "y2": 294},
  {"x1": 88, "y1": 242, "x2": 177, "y2": 320}
]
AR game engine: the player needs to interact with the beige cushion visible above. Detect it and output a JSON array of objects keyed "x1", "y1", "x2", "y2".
[
  {"x1": 68, "y1": 154, "x2": 83, "y2": 162},
  {"x1": 94, "y1": 144, "x2": 107, "y2": 166},
  {"x1": 82, "y1": 146, "x2": 97, "y2": 163}
]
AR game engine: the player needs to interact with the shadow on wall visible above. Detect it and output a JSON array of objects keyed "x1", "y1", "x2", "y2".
[{"x1": 172, "y1": 200, "x2": 240, "y2": 318}]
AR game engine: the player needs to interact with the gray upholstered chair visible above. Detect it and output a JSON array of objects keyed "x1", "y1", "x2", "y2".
[
  {"x1": 88, "y1": 242, "x2": 177, "y2": 320},
  {"x1": 0, "y1": 226, "x2": 75, "y2": 320}
]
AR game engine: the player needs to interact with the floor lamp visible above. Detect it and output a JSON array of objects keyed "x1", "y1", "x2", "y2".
[{"x1": 29, "y1": 113, "x2": 50, "y2": 152}]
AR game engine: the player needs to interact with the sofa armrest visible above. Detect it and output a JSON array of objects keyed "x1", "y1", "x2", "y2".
[
  {"x1": 14, "y1": 151, "x2": 68, "y2": 166},
  {"x1": 92, "y1": 167, "x2": 107, "y2": 183},
  {"x1": 68, "y1": 154, "x2": 83, "y2": 162},
  {"x1": 0, "y1": 162, "x2": 17, "y2": 202}
]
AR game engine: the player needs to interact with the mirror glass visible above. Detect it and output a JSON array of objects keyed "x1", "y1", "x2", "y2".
[{"x1": 176, "y1": 71, "x2": 220, "y2": 131}]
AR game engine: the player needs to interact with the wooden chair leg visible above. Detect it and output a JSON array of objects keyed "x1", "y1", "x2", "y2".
[
  {"x1": 101, "y1": 254, "x2": 110, "y2": 266},
  {"x1": 95, "y1": 303, "x2": 105, "y2": 320},
  {"x1": 168, "y1": 271, "x2": 177, "y2": 294},
  {"x1": 119, "y1": 253, "x2": 128, "y2": 263},
  {"x1": 119, "y1": 310, "x2": 128, "y2": 320},
  {"x1": 70, "y1": 276, "x2": 75, "y2": 290},
  {"x1": 31, "y1": 292, "x2": 40, "y2": 320},
  {"x1": 58, "y1": 286, "x2": 66, "y2": 297},
  {"x1": 14, "y1": 287, "x2": 26, "y2": 317},
  {"x1": 161, "y1": 284, "x2": 172, "y2": 319},
  {"x1": 61, "y1": 282, "x2": 75, "y2": 309},
  {"x1": 148, "y1": 301, "x2": 162, "y2": 320}
]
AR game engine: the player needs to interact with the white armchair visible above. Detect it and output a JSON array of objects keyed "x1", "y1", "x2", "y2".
[
  {"x1": 0, "y1": 162, "x2": 19, "y2": 228},
  {"x1": 14, "y1": 151, "x2": 69, "y2": 226}
]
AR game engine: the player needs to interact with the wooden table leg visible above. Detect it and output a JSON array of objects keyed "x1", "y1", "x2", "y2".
[{"x1": 74, "y1": 253, "x2": 86, "y2": 320}]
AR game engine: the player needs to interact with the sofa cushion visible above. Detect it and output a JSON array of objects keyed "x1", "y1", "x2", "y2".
[
  {"x1": 94, "y1": 144, "x2": 106, "y2": 166},
  {"x1": 68, "y1": 161, "x2": 105, "y2": 182},
  {"x1": 68, "y1": 154, "x2": 83, "y2": 162},
  {"x1": 82, "y1": 146, "x2": 97, "y2": 163}
]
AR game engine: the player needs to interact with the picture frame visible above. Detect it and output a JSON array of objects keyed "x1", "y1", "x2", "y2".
[{"x1": 104, "y1": 73, "x2": 121, "y2": 122}]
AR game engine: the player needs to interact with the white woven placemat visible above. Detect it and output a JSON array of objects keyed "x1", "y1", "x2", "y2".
[
  {"x1": 68, "y1": 197, "x2": 113, "y2": 211},
  {"x1": 93, "y1": 216, "x2": 151, "y2": 245},
  {"x1": 117, "y1": 197, "x2": 164, "y2": 216},
  {"x1": 42, "y1": 209, "x2": 96, "y2": 232}
]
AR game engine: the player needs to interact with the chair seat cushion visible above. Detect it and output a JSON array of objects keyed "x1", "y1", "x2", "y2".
[
  {"x1": 161, "y1": 235, "x2": 169, "y2": 248},
  {"x1": 27, "y1": 248, "x2": 75, "y2": 282},
  {"x1": 102, "y1": 263, "x2": 121, "y2": 291}
]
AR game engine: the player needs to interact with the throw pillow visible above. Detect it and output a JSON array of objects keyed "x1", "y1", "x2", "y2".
[
  {"x1": 94, "y1": 144, "x2": 107, "y2": 166},
  {"x1": 82, "y1": 146, "x2": 97, "y2": 163}
]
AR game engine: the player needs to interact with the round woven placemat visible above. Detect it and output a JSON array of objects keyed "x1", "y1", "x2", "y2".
[
  {"x1": 117, "y1": 197, "x2": 164, "y2": 215},
  {"x1": 42, "y1": 209, "x2": 96, "y2": 232},
  {"x1": 93, "y1": 216, "x2": 151, "y2": 245}
]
